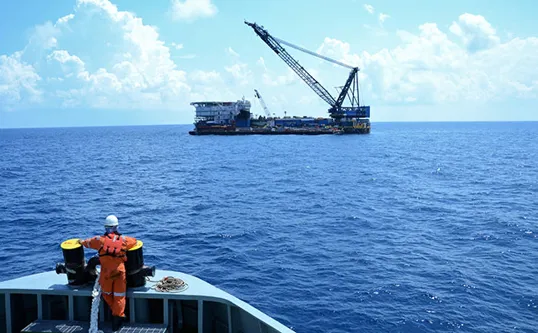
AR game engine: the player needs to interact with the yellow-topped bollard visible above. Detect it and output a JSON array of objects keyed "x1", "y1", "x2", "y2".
[
  {"x1": 56, "y1": 238, "x2": 87, "y2": 286},
  {"x1": 61, "y1": 238, "x2": 82, "y2": 251},
  {"x1": 126, "y1": 240, "x2": 155, "y2": 288}
]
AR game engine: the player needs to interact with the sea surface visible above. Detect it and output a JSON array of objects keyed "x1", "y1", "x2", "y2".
[{"x1": 1, "y1": 122, "x2": 537, "y2": 333}]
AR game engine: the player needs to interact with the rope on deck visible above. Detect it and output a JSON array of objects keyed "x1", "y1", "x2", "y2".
[{"x1": 149, "y1": 276, "x2": 188, "y2": 293}]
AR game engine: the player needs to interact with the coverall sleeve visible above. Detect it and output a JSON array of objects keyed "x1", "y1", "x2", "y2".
[
  {"x1": 124, "y1": 236, "x2": 138, "y2": 250},
  {"x1": 81, "y1": 236, "x2": 102, "y2": 250}
]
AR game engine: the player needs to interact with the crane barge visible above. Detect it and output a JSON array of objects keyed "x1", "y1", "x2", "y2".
[
  {"x1": 188, "y1": 21, "x2": 370, "y2": 135},
  {"x1": 244, "y1": 21, "x2": 370, "y2": 134}
]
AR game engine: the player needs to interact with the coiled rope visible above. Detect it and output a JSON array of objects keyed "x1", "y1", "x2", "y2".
[{"x1": 149, "y1": 276, "x2": 188, "y2": 293}]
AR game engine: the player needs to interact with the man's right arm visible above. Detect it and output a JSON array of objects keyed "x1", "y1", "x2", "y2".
[
  {"x1": 80, "y1": 236, "x2": 102, "y2": 250},
  {"x1": 124, "y1": 236, "x2": 138, "y2": 250}
]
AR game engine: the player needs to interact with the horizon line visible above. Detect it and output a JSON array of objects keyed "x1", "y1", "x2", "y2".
[{"x1": 1, "y1": 119, "x2": 538, "y2": 130}]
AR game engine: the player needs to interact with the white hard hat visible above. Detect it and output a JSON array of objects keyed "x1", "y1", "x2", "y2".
[{"x1": 104, "y1": 215, "x2": 119, "y2": 227}]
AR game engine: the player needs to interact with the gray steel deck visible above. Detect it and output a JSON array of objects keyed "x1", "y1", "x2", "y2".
[
  {"x1": 21, "y1": 320, "x2": 167, "y2": 333},
  {"x1": 0, "y1": 270, "x2": 294, "y2": 333}
]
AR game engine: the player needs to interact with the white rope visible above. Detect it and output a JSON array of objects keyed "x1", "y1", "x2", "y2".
[
  {"x1": 89, "y1": 271, "x2": 104, "y2": 333},
  {"x1": 148, "y1": 276, "x2": 188, "y2": 293}
]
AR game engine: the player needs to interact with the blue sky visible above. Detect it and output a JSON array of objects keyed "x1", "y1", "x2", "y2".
[{"x1": 1, "y1": 0, "x2": 537, "y2": 128}]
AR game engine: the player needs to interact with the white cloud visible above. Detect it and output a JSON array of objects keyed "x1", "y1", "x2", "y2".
[
  {"x1": 263, "y1": 69, "x2": 296, "y2": 87},
  {"x1": 170, "y1": 0, "x2": 217, "y2": 22},
  {"x1": 224, "y1": 63, "x2": 252, "y2": 86},
  {"x1": 0, "y1": 0, "x2": 197, "y2": 111},
  {"x1": 256, "y1": 57, "x2": 267, "y2": 70},
  {"x1": 56, "y1": 14, "x2": 75, "y2": 25},
  {"x1": 25, "y1": 22, "x2": 59, "y2": 51},
  {"x1": 226, "y1": 47, "x2": 240, "y2": 57},
  {"x1": 379, "y1": 13, "x2": 390, "y2": 24},
  {"x1": 255, "y1": 55, "x2": 298, "y2": 87},
  {"x1": 449, "y1": 13, "x2": 500, "y2": 52},
  {"x1": 0, "y1": 52, "x2": 42, "y2": 110},
  {"x1": 316, "y1": 37, "x2": 362, "y2": 68},
  {"x1": 364, "y1": 4, "x2": 374, "y2": 14},
  {"x1": 316, "y1": 18, "x2": 538, "y2": 105},
  {"x1": 2, "y1": 5, "x2": 537, "y2": 120},
  {"x1": 190, "y1": 70, "x2": 222, "y2": 84},
  {"x1": 171, "y1": 42, "x2": 184, "y2": 50},
  {"x1": 47, "y1": 50, "x2": 84, "y2": 69}
]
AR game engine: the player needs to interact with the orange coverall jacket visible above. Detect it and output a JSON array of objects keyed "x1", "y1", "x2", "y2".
[{"x1": 81, "y1": 233, "x2": 137, "y2": 317}]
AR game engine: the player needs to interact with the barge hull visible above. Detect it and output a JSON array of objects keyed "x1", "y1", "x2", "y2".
[{"x1": 189, "y1": 128, "x2": 370, "y2": 135}]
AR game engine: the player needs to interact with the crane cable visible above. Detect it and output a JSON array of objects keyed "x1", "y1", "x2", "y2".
[{"x1": 273, "y1": 37, "x2": 357, "y2": 70}]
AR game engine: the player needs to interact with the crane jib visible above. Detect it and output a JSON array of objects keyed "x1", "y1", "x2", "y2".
[{"x1": 245, "y1": 21, "x2": 365, "y2": 118}]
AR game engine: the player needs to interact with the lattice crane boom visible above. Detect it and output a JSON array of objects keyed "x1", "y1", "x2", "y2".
[
  {"x1": 245, "y1": 21, "x2": 366, "y2": 119},
  {"x1": 245, "y1": 21, "x2": 337, "y2": 108}
]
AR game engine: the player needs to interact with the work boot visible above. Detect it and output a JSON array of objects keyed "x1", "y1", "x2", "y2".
[{"x1": 112, "y1": 316, "x2": 123, "y2": 332}]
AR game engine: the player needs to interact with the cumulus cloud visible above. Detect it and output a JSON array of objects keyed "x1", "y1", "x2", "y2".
[
  {"x1": 316, "y1": 38, "x2": 362, "y2": 68},
  {"x1": 449, "y1": 13, "x2": 500, "y2": 52},
  {"x1": 1, "y1": 4, "x2": 537, "y2": 117},
  {"x1": 0, "y1": 52, "x2": 42, "y2": 110},
  {"x1": 316, "y1": 17, "x2": 538, "y2": 104},
  {"x1": 0, "y1": 0, "x2": 198, "y2": 111},
  {"x1": 224, "y1": 63, "x2": 252, "y2": 86},
  {"x1": 170, "y1": 0, "x2": 217, "y2": 22},
  {"x1": 25, "y1": 22, "x2": 59, "y2": 52},
  {"x1": 47, "y1": 50, "x2": 85, "y2": 74}
]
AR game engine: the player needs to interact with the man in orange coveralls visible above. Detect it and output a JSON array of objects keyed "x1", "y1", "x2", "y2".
[{"x1": 79, "y1": 215, "x2": 137, "y2": 331}]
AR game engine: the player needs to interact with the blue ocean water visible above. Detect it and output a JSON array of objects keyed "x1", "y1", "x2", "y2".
[{"x1": 1, "y1": 122, "x2": 537, "y2": 333}]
